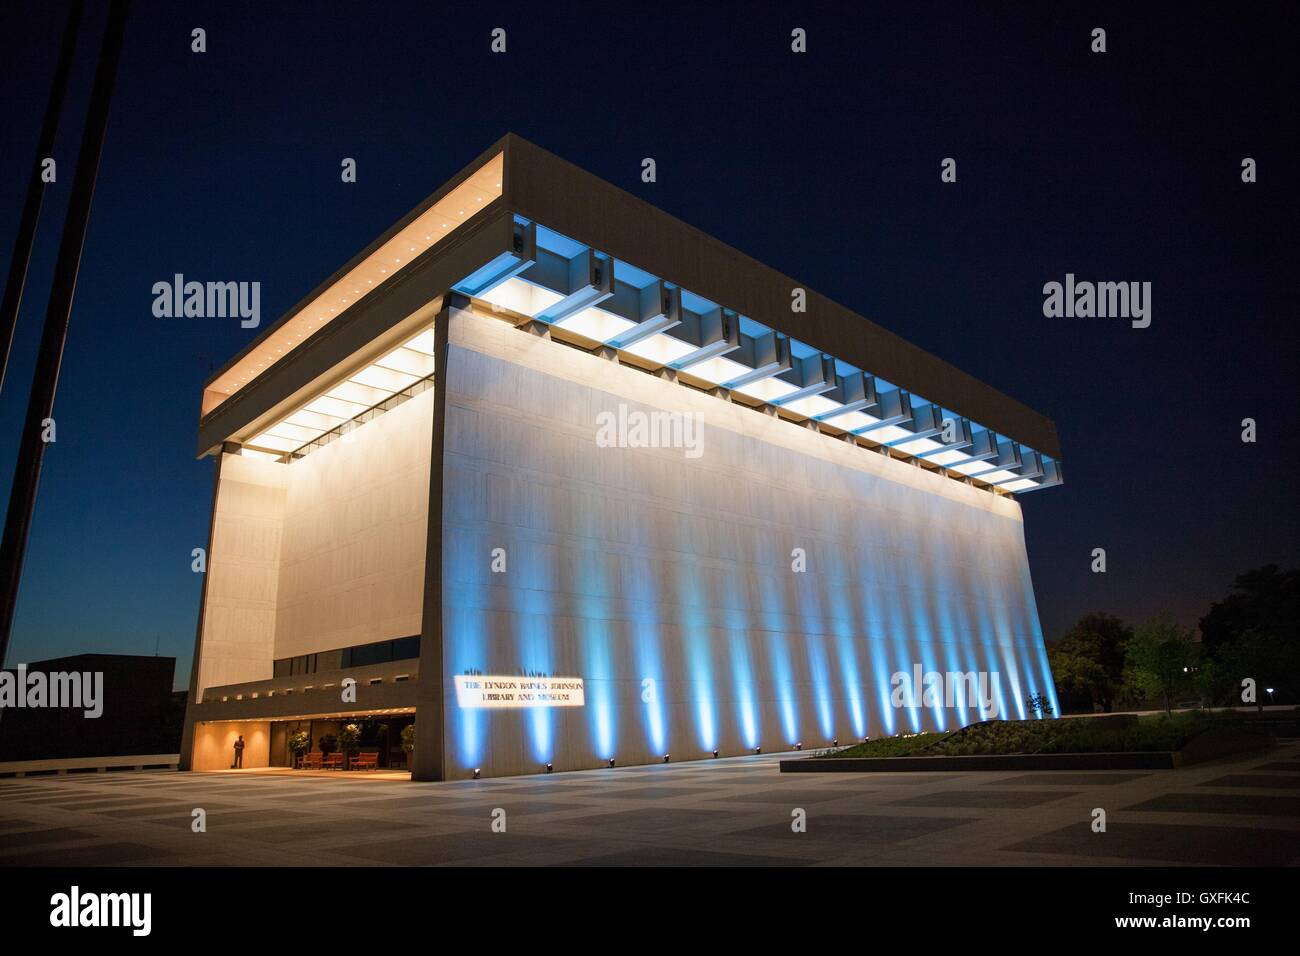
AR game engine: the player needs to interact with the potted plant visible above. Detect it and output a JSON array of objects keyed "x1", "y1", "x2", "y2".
[
  {"x1": 338, "y1": 723, "x2": 361, "y2": 767},
  {"x1": 400, "y1": 724, "x2": 415, "y2": 769},
  {"x1": 287, "y1": 729, "x2": 310, "y2": 767}
]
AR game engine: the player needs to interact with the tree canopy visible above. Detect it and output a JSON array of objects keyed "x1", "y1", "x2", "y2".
[{"x1": 1051, "y1": 565, "x2": 1298, "y2": 713}]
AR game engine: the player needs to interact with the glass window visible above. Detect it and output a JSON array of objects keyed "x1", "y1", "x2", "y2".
[{"x1": 393, "y1": 635, "x2": 420, "y2": 660}]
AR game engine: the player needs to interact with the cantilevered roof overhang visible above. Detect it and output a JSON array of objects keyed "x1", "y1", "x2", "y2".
[{"x1": 197, "y1": 133, "x2": 1061, "y2": 491}]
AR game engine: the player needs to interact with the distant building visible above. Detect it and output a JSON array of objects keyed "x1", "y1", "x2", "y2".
[
  {"x1": 183, "y1": 134, "x2": 1062, "y2": 781},
  {"x1": 0, "y1": 654, "x2": 183, "y2": 761}
]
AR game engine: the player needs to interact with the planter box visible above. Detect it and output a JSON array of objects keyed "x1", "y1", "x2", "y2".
[
  {"x1": 781, "y1": 752, "x2": 1180, "y2": 773},
  {"x1": 781, "y1": 730, "x2": 1274, "y2": 773}
]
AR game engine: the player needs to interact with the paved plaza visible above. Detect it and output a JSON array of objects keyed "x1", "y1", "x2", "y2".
[{"x1": 1, "y1": 743, "x2": 1297, "y2": 866}]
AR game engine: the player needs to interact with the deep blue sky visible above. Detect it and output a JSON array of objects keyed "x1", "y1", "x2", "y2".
[{"x1": 1, "y1": 1, "x2": 1296, "y2": 689}]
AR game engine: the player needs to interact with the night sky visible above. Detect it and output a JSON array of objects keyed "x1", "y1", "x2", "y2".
[{"x1": 1, "y1": 1, "x2": 1296, "y2": 689}]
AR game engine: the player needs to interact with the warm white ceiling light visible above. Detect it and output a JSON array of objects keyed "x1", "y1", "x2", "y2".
[
  {"x1": 948, "y1": 459, "x2": 995, "y2": 476},
  {"x1": 681, "y1": 355, "x2": 754, "y2": 386},
  {"x1": 820, "y1": 409, "x2": 881, "y2": 432},
  {"x1": 732, "y1": 376, "x2": 799, "y2": 403},
  {"x1": 326, "y1": 380, "x2": 389, "y2": 407},
  {"x1": 553, "y1": 306, "x2": 637, "y2": 343},
  {"x1": 283, "y1": 409, "x2": 340, "y2": 431},
  {"x1": 997, "y1": 477, "x2": 1040, "y2": 492},
  {"x1": 926, "y1": 449, "x2": 970, "y2": 467},
  {"x1": 781, "y1": 394, "x2": 843, "y2": 418},
  {"x1": 246, "y1": 432, "x2": 300, "y2": 453},
  {"x1": 239, "y1": 448, "x2": 281, "y2": 462},
  {"x1": 241, "y1": 327, "x2": 437, "y2": 459},
  {"x1": 478, "y1": 276, "x2": 564, "y2": 317},
  {"x1": 373, "y1": 345, "x2": 435, "y2": 377},
  {"x1": 350, "y1": 364, "x2": 418, "y2": 392},
  {"x1": 888, "y1": 436, "x2": 943, "y2": 456},
  {"x1": 859, "y1": 423, "x2": 914, "y2": 444},
  {"x1": 305, "y1": 394, "x2": 365, "y2": 419},
  {"x1": 405, "y1": 330, "x2": 435, "y2": 354},
  {"x1": 620, "y1": 331, "x2": 701, "y2": 366}
]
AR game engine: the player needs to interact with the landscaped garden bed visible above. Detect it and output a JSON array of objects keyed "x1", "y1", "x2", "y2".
[{"x1": 780, "y1": 712, "x2": 1276, "y2": 772}]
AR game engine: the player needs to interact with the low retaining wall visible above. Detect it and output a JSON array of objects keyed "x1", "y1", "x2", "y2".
[
  {"x1": 0, "y1": 754, "x2": 180, "y2": 778},
  {"x1": 782, "y1": 752, "x2": 1181, "y2": 772},
  {"x1": 781, "y1": 732, "x2": 1275, "y2": 773}
]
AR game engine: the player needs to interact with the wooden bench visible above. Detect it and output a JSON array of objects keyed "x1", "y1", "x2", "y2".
[
  {"x1": 298, "y1": 751, "x2": 324, "y2": 770},
  {"x1": 322, "y1": 753, "x2": 344, "y2": 770},
  {"x1": 350, "y1": 752, "x2": 379, "y2": 771}
]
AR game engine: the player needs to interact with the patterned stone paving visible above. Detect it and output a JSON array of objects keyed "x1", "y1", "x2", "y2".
[{"x1": 1, "y1": 742, "x2": 1297, "y2": 866}]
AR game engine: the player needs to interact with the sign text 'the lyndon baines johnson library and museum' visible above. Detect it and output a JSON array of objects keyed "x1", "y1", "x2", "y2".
[{"x1": 454, "y1": 675, "x2": 586, "y2": 709}]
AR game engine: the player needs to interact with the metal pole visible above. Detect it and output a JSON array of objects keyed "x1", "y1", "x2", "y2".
[
  {"x1": 0, "y1": 1, "x2": 85, "y2": 394},
  {"x1": 0, "y1": 0, "x2": 130, "y2": 666}
]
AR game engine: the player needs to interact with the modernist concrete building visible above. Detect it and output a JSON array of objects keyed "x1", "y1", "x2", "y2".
[{"x1": 181, "y1": 134, "x2": 1063, "y2": 780}]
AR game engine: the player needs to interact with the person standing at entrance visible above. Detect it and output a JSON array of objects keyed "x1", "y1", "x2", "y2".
[{"x1": 232, "y1": 735, "x2": 245, "y2": 769}]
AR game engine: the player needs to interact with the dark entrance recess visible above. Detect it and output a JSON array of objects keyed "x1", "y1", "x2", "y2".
[{"x1": 271, "y1": 714, "x2": 414, "y2": 770}]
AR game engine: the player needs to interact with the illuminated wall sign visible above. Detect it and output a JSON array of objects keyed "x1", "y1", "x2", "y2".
[{"x1": 454, "y1": 675, "x2": 585, "y2": 709}]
